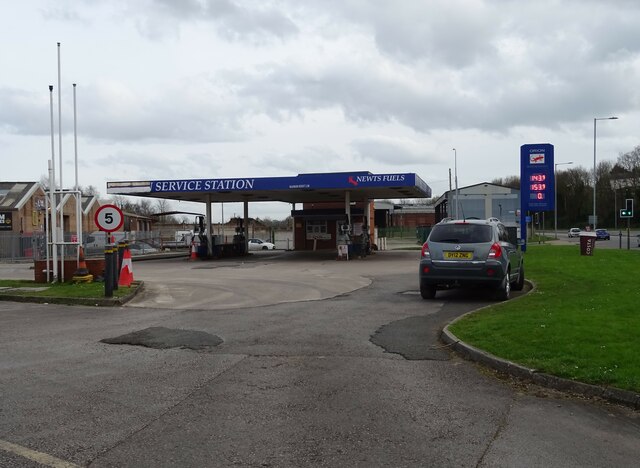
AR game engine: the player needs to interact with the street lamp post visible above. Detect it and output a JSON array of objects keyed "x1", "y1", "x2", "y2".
[
  {"x1": 593, "y1": 116, "x2": 618, "y2": 230},
  {"x1": 554, "y1": 161, "x2": 573, "y2": 239},
  {"x1": 452, "y1": 148, "x2": 459, "y2": 219}
]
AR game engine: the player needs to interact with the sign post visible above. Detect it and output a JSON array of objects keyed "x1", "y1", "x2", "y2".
[
  {"x1": 94, "y1": 204, "x2": 124, "y2": 296},
  {"x1": 520, "y1": 144, "x2": 555, "y2": 252}
]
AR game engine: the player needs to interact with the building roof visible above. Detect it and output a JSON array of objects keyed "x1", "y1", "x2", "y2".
[
  {"x1": 0, "y1": 182, "x2": 44, "y2": 211},
  {"x1": 433, "y1": 182, "x2": 520, "y2": 207}
]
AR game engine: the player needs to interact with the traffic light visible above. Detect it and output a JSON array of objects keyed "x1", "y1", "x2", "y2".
[{"x1": 620, "y1": 199, "x2": 634, "y2": 218}]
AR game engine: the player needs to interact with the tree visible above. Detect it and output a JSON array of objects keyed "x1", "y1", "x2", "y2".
[
  {"x1": 595, "y1": 160, "x2": 614, "y2": 227},
  {"x1": 81, "y1": 185, "x2": 100, "y2": 197},
  {"x1": 558, "y1": 167, "x2": 592, "y2": 228},
  {"x1": 39, "y1": 174, "x2": 51, "y2": 190},
  {"x1": 154, "y1": 199, "x2": 172, "y2": 224},
  {"x1": 491, "y1": 176, "x2": 520, "y2": 189}
]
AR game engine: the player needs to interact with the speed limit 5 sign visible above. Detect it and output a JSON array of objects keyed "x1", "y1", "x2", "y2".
[{"x1": 94, "y1": 204, "x2": 124, "y2": 232}]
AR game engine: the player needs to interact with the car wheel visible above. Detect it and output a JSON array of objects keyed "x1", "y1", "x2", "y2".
[
  {"x1": 511, "y1": 263, "x2": 525, "y2": 291},
  {"x1": 420, "y1": 283, "x2": 436, "y2": 300},
  {"x1": 496, "y1": 271, "x2": 511, "y2": 301},
  {"x1": 262, "y1": 246, "x2": 268, "y2": 250}
]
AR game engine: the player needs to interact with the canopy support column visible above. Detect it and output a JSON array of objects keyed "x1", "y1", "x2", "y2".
[
  {"x1": 206, "y1": 194, "x2": 213, "y2": 256},
  {"x1": 243, "y1": 200, "x2": 249, "y2": 253},
  {"x1": 344, "y1": 191, "x2": 351, "y2": 225},
  {"x1": 365, "y1": 199, "x2": 372, "y2": 235}
]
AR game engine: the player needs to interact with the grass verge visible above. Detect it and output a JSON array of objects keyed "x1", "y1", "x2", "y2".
[
  {"x1": 449, "y1": 245, "x2": 640, "y2": 392},
  {"x1": 0, "y1": 279, "x2": 134, "y2": 299}
]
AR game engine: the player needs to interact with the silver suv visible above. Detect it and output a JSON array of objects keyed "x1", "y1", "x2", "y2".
[{"x1": 419, "y1": 218, "x2": 524, "y2": 300}]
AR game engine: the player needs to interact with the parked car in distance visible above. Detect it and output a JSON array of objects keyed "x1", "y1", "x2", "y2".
[
  {"x1": 595, "y1": 229, "x2": 610, "y2": 240},
  {"x1": 247, "y1": 238, "x2": 275, "y2": 250},
  {"x1": 418, "y1": 218, "x2": 524, "y2": 301},
  {"x1": 128, "y1": 242, "x2": 158, "y2": 255},
  {"x1": 568, "y1": 228, "x2": 581, "y2": 238}
]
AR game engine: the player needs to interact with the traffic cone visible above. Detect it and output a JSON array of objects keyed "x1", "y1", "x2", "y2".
[
  {"x1": 72, "y1": 247, "x2": 93, "y2": 283},
  {"x1": 118, "y1": 247, "x2": 134, "y2": 287},
  {"x1": 189, "y1": 240, "x2": 197, "y2": 260}
]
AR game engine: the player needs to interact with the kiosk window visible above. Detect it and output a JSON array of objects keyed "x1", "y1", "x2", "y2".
[{"x1": 306, "y1": 220, "x2": 327, "y2": 235}]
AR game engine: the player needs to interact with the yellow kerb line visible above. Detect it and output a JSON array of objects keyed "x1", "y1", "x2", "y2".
[{"x1": 0, "y1": 439, "x2": 81, "y2": 468}]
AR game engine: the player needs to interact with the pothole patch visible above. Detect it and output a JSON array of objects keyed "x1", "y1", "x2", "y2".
[
  {"x1": 101, "y1": 326, "x2": 223, "y2": 350},
  {"x1": 370, "y1": 316, "x2": 449, "y2": 361}
]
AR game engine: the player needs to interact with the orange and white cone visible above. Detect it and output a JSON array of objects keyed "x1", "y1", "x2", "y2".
[
  {"x1": 118, "y1": 247, "x2": 134, "y2": 287},
  {"x1": 189, "y1": 240, "x2": 197, "y2": 260},
  {"x1": 72, "y1": 247, "x2": 93, "y2": 283}
]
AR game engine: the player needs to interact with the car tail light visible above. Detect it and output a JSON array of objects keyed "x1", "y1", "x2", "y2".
[
  {"x1": 421, "y1": 242, "x2": 430, "y2": 258},
  {"x1": 488, "y1": 242, "x2": 502, "y2": 259},
  {"x1": 486, "y1": 268, "x2": 496, "y2": 276}
]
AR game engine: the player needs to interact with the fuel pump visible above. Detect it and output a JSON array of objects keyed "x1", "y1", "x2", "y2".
[
  {"x1": 233, "y1": 218, "x2": 246, "y2": 255},
  {"x1": 361, "y1": 222, "x2": 371, "y2": 256},
  {"x1": 194, "y1": 215, "x2": 207, "y2": 255},
  {"x1": 337, "y1": 221, "x2": 352, "y2": 259}
]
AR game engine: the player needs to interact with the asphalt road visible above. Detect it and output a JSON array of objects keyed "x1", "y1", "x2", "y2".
[{"x1": 1, "y1": 251, "x2": 639, "y2": 467}]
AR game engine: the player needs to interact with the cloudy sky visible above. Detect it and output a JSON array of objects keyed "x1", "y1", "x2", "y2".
[{"x1": 2, "y1": 0, "x2": 639, "y2": 220}]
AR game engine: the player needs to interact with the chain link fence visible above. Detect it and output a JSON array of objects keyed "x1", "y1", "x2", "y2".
[
  {"x1": 0, "y1": 232, "x2": 46, "y2": 262},
  {"x1": 0, "y1": 231, "x2": 163, "y2": 263}
]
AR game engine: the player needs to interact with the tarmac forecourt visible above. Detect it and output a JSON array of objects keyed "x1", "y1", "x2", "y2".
[
  {"x1": 1, "y1": 246, "x2": 639, "y2": 409},
  {"x1": 444, "y1": 244, "x2": 640, "y2": 409}
]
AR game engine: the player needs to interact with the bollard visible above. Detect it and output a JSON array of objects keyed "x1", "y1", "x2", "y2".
[
  {"x1": 111, "y1": 244, "x2": 119, "y2": 291},
  {"x1": 619, "y1": 231, "x2": 622, "y2": 249},
  {"x1": 105, "y1": 245, "x2": 114, "y2": 298}
]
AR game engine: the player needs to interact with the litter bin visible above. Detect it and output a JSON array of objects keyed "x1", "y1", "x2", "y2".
[
  {"x1": 579, "y1": 231, "x2": 597, "y2": 256},
  {"x1": 197, "y1": 244, "x2": 208, "y2": 258}
]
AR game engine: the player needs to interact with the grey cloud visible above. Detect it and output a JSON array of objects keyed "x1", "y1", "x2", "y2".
[
  {"x1": 0, "y1": 78, "x2": 251, "y2": 143},
  {"x1": 98, "y1": 150, "x2": 221, "y2": 180},
  {"x1": 259, "y1": 147, "x2": 344, "y2": 174},
  {"x1": 0, "y1": 88, "x2": 51, "y2": 136},
  {"x1": 368, "y1": 2, "x2": 497, "y2": 67},
  {"x1": 82, "y1": 93, "x2": 247, "y2": 143},
  {"x1": 133, "y1": 0, "x2": 298, "y2": 42},
  {"x1": 351, "y1": 137, "x2": 442, "y2": 166},
  {"x1": 231, "y1": 28, "x2": 639, "y2": 133}
]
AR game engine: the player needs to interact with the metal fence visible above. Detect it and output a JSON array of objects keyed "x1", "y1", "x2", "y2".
[
  {"x1": 0, "y1": 232, "x2": 45, "y2": 262},
  {"x1": 0, "y1": 231, "x2": 163, "y2": 263},
  {"x1": 377, "y1": 226, "x2": 430, "y2": 240}
]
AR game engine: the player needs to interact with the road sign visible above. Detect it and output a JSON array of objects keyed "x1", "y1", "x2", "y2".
[{"x1": 94, "y1": 204, "x2": 124, "y2": 232}]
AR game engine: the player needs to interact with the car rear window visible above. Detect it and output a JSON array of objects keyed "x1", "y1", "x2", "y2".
[{"x1": 429, "y1": 224, "x2": 493, "y2": 243}]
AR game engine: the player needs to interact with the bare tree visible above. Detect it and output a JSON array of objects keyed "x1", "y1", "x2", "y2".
[
  {"x1": 154, "y1": 199, "x2": 171, "y2": 224},
  {"x1": 39, "y1": 174, "x2": 51, "y2": 190},
  {"x1": 81, "y1": 185, "x2": 100, "y2": 197},
  {"x1": 490, "y1": 176, "x2": 520, "y2": 189},
  {"x1": 616, "y1": 145, "x2": 640, "y2": 175}
]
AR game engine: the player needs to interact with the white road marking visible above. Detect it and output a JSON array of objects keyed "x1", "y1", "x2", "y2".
[{"x1": 0, "y1": 439, "x2": 80, "y2": 468}]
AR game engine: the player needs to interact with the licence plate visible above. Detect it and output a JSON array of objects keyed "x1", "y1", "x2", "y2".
[{"x1": 443, "y1": 251, "x2": 472, "y2": 259}]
